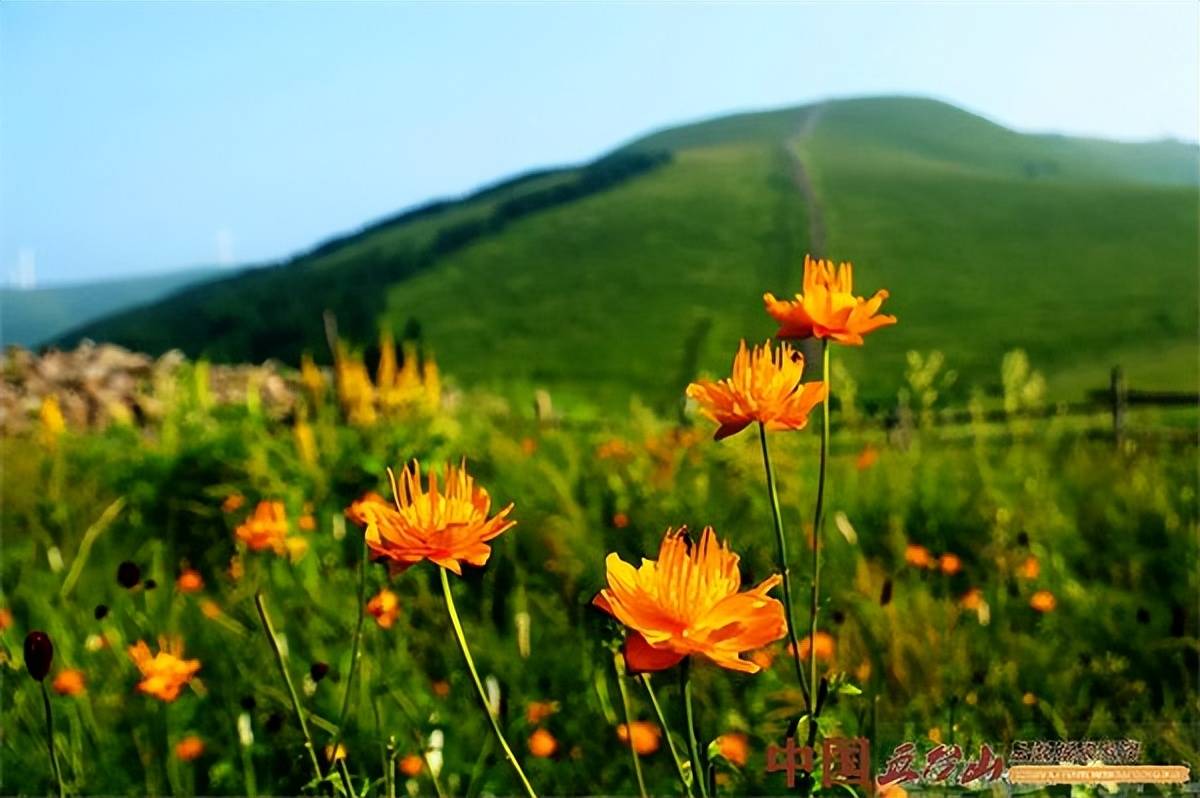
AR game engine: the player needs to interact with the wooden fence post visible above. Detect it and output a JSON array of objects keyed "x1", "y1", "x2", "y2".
[{"x1": 1110, "y1": 365, "x2": 1127, "y2": 446}]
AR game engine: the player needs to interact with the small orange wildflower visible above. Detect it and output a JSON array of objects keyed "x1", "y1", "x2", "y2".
[
  {"x1": 52, "y1": 668, "x2": 86, "y2": 696},
  {"x1": 325, "y1": 743, "x2": 347, "y2": 762},
  {"x1": 347, "y1": 461, "x2": 515, "y2": 575},
  {"x1": 686, "y1": 339, "x2": 827, "y2": 441},
  {"x1": 222, "y1": 493, "x2": 245, "y2": 513},
  {"x1": 789, "y1": 631, "x2": 836, "y2": 662},
  {"x1": 1017, "y1": 555, "x2": 1040, "y2": 580},
  {"x1": 1030, "y1": 590, "x2": 1057, "y2": 613},
  {"x1": 528, "y1": 728, "x2": 558, "y2": 758},
  {"x1": 616, "y1": 722, "x2": 661, "y2": 755},
  {"x1": 432, "y1": 680, "x2": 451, "y2": 698},
  {"x1": 398, "y1": 754, "x2": 423, "y2": 777},
  {"x1": 128, "y1": 639, "x2": 201, "y2": 702},
  {"x1": 526, "y1": 700, "x2": 558, "y2": 724},
  {"x1": 855, "y1": 444, "x2": 880, "y2": 471},
  {"x1": 366, "y1": 588, "x2": 400, "y2": 629},
  {"x1": 612, "y1": 512, "x2": 630, "y2": 529},
  {"x1": 960, "y1": 588, "x2": 983, "y2": 610},
  {"x1": 298, "y1": 514, "x2": 317, "y2": 532},
  {"x1": 764, "y1": 254, "x2": 897, "y2": 345},
  {"x1": 175, "y1": 736, "x2": 205, "y2": 761},
  {"x1": 177, "y1": 568, "x2": 204, "y2": 593},
  {"x1": 0, "y1": 607, "x2": 11, "y2": 631},
  {"x1": 750, "y1": 648, "x2": 776, "y2": 670},
  {"x1": 905, "y1": 544, "x2": 933, "y2": 569},
  {"x1": 594, "y1": 527, "x2": 786, "y2": 673},
  {"x1": 199, "y1": 599, "x2": 222, "y2": 619},
  {"x1": 716, "y1": 732, "x2": 749, "y2": 767},
  {"x1": 939, "y1": 553, "x2": 962, "y2": 575},
  {"x1": 235, "y1": 501, "x2": 290, "y2": 554}
]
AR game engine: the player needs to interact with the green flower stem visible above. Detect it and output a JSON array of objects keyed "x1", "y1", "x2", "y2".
[
  {"x1": 439, "y1": 567, "x2": 537, "y2": 798},
  {"x1": 679, "y1": 659, "x2": 709, "y2": 798},
  {"x1": 639, "y1": 674, "x2": 694, "y2": 797},
  {"x1": 328, "y1": 538, "x2": 369, "y2": 797},
  {"x1": 254, "y1": 592, "x2": 323, "y2": 785},
  {"x1": 613, "y1": 652, "x2": 648, "y2": 798},
  {"x1": 758, "y1": 421, "x2": 812, "y2": 710},
  {"x1": 806, "y1": 339, "x2": 831, "y2": 746},
  {"x1": 40, "y1": 681, "x2": 65, "y2": 798}
]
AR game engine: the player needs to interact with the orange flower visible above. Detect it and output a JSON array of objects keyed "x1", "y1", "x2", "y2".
[
  {"x1": 716, "y1": 732, "x2": 749, "y2": 767},
  {"x1": 1017, "y1": 555, "x2": 1040, "y2": 580},
  {"x1": 593, "y1": 527, "x2": 786, "y2": 673},
  {"x1": 432, "y1": 680, "x2": 451, "y2": 698},
  {"x1": 616, "y1": 722, "x2": 661, "y2": 755},
  {"x1": 222, "y1": 493, "x2": 245, "y2": 513},
  {"x1": 612, "y1": 512, "x2": 630, "y2": 529},
  {"x1": 939, "y1": 553, "x2": 962, "y2": 575},
  {"x1": 528, "y1": 728, "x2": 558, "y2": 758},
  {"x1": 52, "y1": 668, "x2": 86, "y2": 696},
  {"x1": 199, "y1": 599, "x2": 223, "y2": 620},
  {"x1": 177, "y1": 568, "x2": 204, "y2": 593},
  {"x1": 0, "y1": 607, "x2": 11, "y2": 631},
  {"x1": 855, "y1": 444, "x2": 879, "y2": 471},
  {"x1": 175, "y1": 736, "x2": 205, "y2": 761},
  {"x1": 764, "y1": 254, "x2": 897, "y2": 345},
  {"x1": 235, "y1": 501, "x2": 290, "y2": 554},
  {"x1": 526, "y1": 700, "x2": 558, "y2": 724},
  {"x1": 789, "y1": 631, "x2": 836, "y2": 662},
  {"x1": 128, "y1": 639, "x2": 201, "y2": 702},
  {"x1": 298, "y1": 514, "x2": 317, "y2": 532},
  {"x1": 687, "y1": 340, "x2": 826, "y2": 441},
  {"x1": 904, "y1": 544, "x2": 932, "y2": 569},
  {"x1": 366, "y1": 588, "x2": 401, "y2": 629},
  {"x1": 347, "y1": 461, "x2": 515, "y2": 575},
  {"x1": 750, "y1": 648, "x2": 776, "y2": 670},
  {"x1": 960, "y1": 588, "x2": 983, "y2": 610},
  {"x1": 1030, "y1": 590, "x2": 1057, "y2": 613},
  {"x1": 398, "y1": 754, "x2": 423, "y2": 777}
]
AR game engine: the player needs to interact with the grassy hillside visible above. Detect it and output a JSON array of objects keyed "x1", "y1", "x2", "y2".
[
  {"x1": 61, "y1": 96, "x2": 1199, "y2": 409},
  {"x1": 0, "y1": 267, "x2": 218, "y2": 347}
]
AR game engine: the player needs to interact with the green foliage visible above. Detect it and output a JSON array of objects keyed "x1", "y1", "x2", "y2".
[{"x1": 1, "y1": 364, "x2": 1196, "y2": 794}]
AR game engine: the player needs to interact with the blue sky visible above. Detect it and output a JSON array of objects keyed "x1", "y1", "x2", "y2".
[{"x1": 3, "y1": 2, "x2": 1197, "y2": 286}]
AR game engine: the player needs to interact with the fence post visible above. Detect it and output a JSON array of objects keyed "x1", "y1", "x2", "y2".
[{"x1": 1110, "y1": 365, "x2": 1126, "y2": 446}]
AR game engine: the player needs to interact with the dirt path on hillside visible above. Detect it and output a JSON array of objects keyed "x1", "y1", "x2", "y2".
[{"x1": 789, "y1": 103, "x2": 827, "y2": 258}]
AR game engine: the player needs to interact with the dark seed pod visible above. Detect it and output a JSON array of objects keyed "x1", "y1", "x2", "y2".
[
  {"x1": 310, "y1": 662, "x2": 330, "y2": 683},
  {"x1": 24, "y1": 631, "x2": 53, "y2": 681},
  {"x1": 831, "y1": 609, "x2": 846, "y2": 625},
  {"x1": 94, "y1": 604, "x2": 109, "y2": 620},
  {"x1": 265, "y1": 712, "x2": 285, "y2": 733},
  {"x1": 240, "y1": 695, "x2": 257, "y2": 711},
  {"x1": 1016, "y1": 531, "x2": 1029, "y2": 547},
  {"x1": 117, "y1": 561, "x2": 141, "y2": 589},
  {"x1": 143, "y1": 579, "x2": 158, "y2": 590},
  {"x1": 879, "y1": 579, "x2": 893, "y2": 607}
]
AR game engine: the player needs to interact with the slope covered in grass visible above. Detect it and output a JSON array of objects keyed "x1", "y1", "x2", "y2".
[{"x1": 62, "y1": 96, "x2": 1198, "y2": 408}]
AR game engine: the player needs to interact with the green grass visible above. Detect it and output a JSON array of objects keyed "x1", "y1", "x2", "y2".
[{"x1": 62, "y1": 96, "x2": 1199, "y2": 409}]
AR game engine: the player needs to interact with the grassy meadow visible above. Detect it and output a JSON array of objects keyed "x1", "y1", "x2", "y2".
[{"x1": 1, "y1": 335, "x2": 1197, "y2": 795}]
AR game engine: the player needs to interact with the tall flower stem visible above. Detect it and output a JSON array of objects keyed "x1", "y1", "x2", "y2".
[
  {"x1": 612, "y1": 652, "x2": 648, "y2": 798},
  {"x1": 758, "y1": 422, "x2": 812, "y2": 710},
  {"x1": 639, "y1": 675, "x2": 693, "y2": 797},
  {"x1": 439, "y1": 567, "x2": 537, "y2": 798},
  {"x1": 679, "y1": 660, "x2": 709, "y2": 798},
  {"x1": 328, "y1": 538, "x2": 369, "y2": 797},
  {"x1": 40, "y1": 681, "x2": 65, "y2": 798},
  {"x1": 806, "y1": 339, "x2": 832, "y2": 745},
  {"x1": 254, "y1": 592, "x2": 323, "y2": 784}
]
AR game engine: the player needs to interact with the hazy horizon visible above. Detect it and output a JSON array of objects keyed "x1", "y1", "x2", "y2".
[{"x1": 3, "y1": 2, "x2": 1197, "y2": 288}]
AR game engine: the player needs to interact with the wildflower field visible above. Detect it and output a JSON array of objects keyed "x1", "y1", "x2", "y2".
[{"x1": 2, "y1": 256, "x2": 1196, "y2": 797}]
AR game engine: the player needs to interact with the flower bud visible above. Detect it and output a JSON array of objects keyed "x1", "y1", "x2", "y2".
[
  {"x1": 24, "y1": 631, "x2": 53, "y2": 681},
  {"x1": 117, "y1": 561, "x2": 141, "y2": 589}
]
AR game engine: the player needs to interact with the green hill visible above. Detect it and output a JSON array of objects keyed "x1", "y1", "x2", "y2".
[
  {"x1": 2, "y1": 267, "x2": 219, "y2": 348},
  {"x1": 59, "y1": 96, "x2": 1199, "y2": 409}
]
